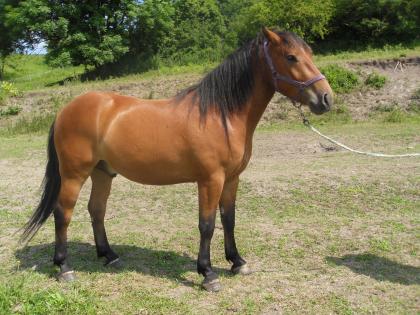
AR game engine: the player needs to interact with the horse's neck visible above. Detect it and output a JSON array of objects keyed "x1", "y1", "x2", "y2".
[{"x1": 240, "y1": 74, "x2": 275, "y2": 138}]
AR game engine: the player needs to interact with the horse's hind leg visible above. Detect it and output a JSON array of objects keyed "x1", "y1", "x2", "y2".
[
  {"x1": 54, "y1": 177, "x2": 85, "y2": 281},
  {"x1": 88, "y1": 166, "x2": 119, "y2": 266}
]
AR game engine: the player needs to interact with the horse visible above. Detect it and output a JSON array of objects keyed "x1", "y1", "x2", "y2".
[{"x1": 21, "y1": 28, "x2": 333, "y2": 292}]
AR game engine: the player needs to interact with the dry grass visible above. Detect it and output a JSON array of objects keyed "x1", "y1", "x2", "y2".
[{"x1": 0, "y1": 121, "x2": 419, "y2": 314}]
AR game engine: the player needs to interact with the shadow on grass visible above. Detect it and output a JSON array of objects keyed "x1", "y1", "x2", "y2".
[
  {"x1": 326, "y1": 253, "x2": 420, "y2": 285},
  {"x1": 15, "y1": 242, "x2": 233, "y2": 287}
]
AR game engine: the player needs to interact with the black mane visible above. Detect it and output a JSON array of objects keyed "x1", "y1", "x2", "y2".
[{"x1": 178, "y1": 30, "x2": 308, "y2": 134}]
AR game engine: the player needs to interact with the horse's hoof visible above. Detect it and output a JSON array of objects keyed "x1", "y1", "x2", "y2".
[
  {"x1": 202, "y1": 277, "x2": 222, "y2": 292},
  {"x1": 232, "y1": 263, "x2": 252, "y2": 275},
  {"x1": 57, "y1": 270, "x2": 76, "y2": 282},
  {"x1": 104, "y1": 257, "x2": 123, "y2": 269}
]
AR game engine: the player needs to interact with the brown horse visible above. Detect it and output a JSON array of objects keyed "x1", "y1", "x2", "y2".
[{"x1": 22, "y1": 28, "x2": 333, "y2": 292}]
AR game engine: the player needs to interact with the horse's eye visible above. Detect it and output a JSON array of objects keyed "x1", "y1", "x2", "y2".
[{"x1": 286, "y1": 55, "x2": 297, "y2": 62}]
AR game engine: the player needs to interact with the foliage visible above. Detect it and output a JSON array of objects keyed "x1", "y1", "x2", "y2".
[
  {"x1": 230, "y1": 0, "x2": 335, "y2": 45},
  {"x1": 320, "y1": 65, "x2": 360, "y2": 94},
  {"x1": 7, "y1": 0, "x2": 138, "y2": 68},
  {"x1": 1, "y1": 0, "x2": 420, "y2": 74},
  {"x1": 0, "y1": 0, "x2": 24, "y2": 79},
  {"x1": 0, "y1": 106, "x2": 21, "y2": 116},
  {"x1": 365, "y1": 72, "x2": 387, "y2": 89},
  {"x1": 0, "y1": 81, "x2": 20, "y2": 104},
  {"x1": 328, "y1": 0, "x2": 420, "y2": 45}
]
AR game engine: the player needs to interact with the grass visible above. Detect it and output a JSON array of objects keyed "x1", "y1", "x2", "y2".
[
  {"x1": 0, "y1": 120, "x2": 419, "y2": 314},
  {"x1": 314, "y1": 41, "x2": 420, "y2": 65},
  {"x1": 0, "y1": 277, "x2": 99, "y2": 314},
  {"x1": 2, "y1": 55, "x2": 83, "y2": 92}
]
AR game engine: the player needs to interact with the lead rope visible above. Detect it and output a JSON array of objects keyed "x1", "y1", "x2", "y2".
[{"x1": 291, "y1": 101, "x2": 420, "y2": 158}]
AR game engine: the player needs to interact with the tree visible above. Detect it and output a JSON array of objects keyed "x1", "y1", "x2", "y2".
[
  {"x1": 331, "y1": 0, "x2": 420, "y2": 43},
  {"x1": 230, "y1": 0, "x2": 335, "y2": 44},
  {"x1": 7, "y1": 0, "x2": 139, "y2": 68},
  {"x1": 0, "y1": 0, "x2": 22, "y2": 79}
]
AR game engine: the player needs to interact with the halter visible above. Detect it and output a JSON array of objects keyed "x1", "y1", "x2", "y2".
[{"x1": 263, "y1": 40, "x2": 325, "y2": 99}]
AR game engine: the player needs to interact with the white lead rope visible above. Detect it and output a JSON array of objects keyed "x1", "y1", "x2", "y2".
[
  {"x1": 293, "y1": 102, "x2": 420, "y2": 158},
  {"x1": 303, "y1": 121, "x2": 420, "y2": 157}
]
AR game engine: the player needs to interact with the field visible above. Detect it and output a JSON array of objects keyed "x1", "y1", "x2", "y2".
[{"x1": 0, "y1": 48, "x2": 419, "y2": 314}]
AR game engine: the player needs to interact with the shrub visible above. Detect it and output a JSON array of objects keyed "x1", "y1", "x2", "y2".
[
  {"x1": 365, "y1": 72, "x2": 387, "y2": 89},
  {"x1": 0, "y1": 105, "x2": 21, "y2": 116},
  {"x1": 320, "y1": 64, "x2": 359, "y2": 94}
]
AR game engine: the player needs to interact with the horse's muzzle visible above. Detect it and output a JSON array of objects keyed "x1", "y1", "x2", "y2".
[{"x1": 309, "y1": 92, "x2": 333, "y2": 115}]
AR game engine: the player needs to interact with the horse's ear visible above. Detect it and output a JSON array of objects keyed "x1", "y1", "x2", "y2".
[{"x1": 262, "y1": 27, "x2": 281, "y2": 45}]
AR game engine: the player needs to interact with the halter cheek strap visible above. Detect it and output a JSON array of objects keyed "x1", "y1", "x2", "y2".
[{"x1": 263, "y1": 40, "x2": 325, "y2": 96}]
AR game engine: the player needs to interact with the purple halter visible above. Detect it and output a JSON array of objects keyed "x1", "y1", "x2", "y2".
[{"x1": 263, "y1": 40, "x2": 325, "y2": 97}]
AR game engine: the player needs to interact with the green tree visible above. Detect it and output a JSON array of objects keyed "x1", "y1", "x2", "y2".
[
  {"x1": 231, "y1": 0, "x2": 335, "y2": 44},
  {"x1": 7, "y1": 0, "x2": 139, "y2": 68},
  {"x1": 130, "y1": 0, "x2": 175, "y2": 56},
  {"x1": 0, "y1": 0, "x2": 22, "y2": 79},
  {"x1": 331, "y1": 0, "x2": 420, "y2": 43},
  {"x1": 166, "y1": 0, "x2": 227, "y2": 62}
]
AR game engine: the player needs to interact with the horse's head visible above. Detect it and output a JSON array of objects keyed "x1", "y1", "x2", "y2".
[{"x1": 262, "y1": 28, "x2": 333, "y2": 115}]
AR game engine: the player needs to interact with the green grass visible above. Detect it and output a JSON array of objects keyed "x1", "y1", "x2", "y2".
[
  {"x1": 314, "y1": 41, "x2": 420, "y2": 65},
  {"x1": 2, "y1": 55, "x2": 83, "y2": 92},
  {"x1": 0, "y1": 277, "x2": 99, "y2": 314}
]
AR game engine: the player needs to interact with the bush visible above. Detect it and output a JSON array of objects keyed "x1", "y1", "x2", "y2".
[
  {"x1": 0, "y1": 105, "x2": 21, "y2": 116},
  {"x1": 365, "y1": 72, "x2": 387, "y2": 89},
  {"x1": 320, "y1": 64, "x2": 359, "y2": 93}
]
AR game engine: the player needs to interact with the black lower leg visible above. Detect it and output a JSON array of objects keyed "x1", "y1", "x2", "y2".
[
  {"x1": 220, "y1": 205, "x2": 246, "y2": 269},
  {"x1": 197, "y1": 214, "x2": 217, "y2": 279},
  {"x1": 53, "y1": 209, "x2": 74, "y2": 279},
  {"x1": 92, "y1": 221, "x2": 119, "y2": 264}
]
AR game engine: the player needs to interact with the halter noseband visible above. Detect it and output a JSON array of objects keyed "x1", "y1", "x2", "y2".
[{"x1": 263, "y1": 40, "x2": 325, "y2": 97}]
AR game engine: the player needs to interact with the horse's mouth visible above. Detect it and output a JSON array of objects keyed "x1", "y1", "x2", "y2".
[{"x1": 309, "y1": 102, "x2": 330, "y2": 115}]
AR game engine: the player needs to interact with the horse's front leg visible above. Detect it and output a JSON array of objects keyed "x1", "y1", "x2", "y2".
[
  {"x1": 197, "y1": 175, "x2": 224, "y2": 292},
  {"x1": 219, "y1": 177, "x2": 251, "y2": 275}
]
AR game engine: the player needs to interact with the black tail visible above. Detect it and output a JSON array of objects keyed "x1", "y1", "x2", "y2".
[{"x1": 21, "y1": 122, "x2": 61, "y2": 242}]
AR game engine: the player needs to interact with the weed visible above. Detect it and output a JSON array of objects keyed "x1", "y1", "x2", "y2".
[
  {"x1": 365, "y1": 71, "x2": 387, "y2": 89},
  {"x1": 3, "y1": 112, "x2": 55, "y2": 135},
  {"x1": 373, "y1": 102, "x2": 397, "y2": 113},
  {"x1": 411, "y1": 88, "x2": 420, "y2": 100},
  {"x1": 320, "y1": 64, "x2": 359, "y2": 93},
  {"x1": 370, "y1": 238, "x2": 392, "y2": 252},
  {"x1": 0, "y1": 106, "x2": 21, "y2": 116},
  {"x1": 407, "y1": 101, "x2": 420, "y2": 113},
  {"x1": 383, "y1": 108, "x2": 407, "y2": 123}
]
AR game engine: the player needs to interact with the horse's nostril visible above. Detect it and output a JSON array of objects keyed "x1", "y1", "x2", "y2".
[{"x1": 322, "y1": 93, "x2": 331, "y2": 110}]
